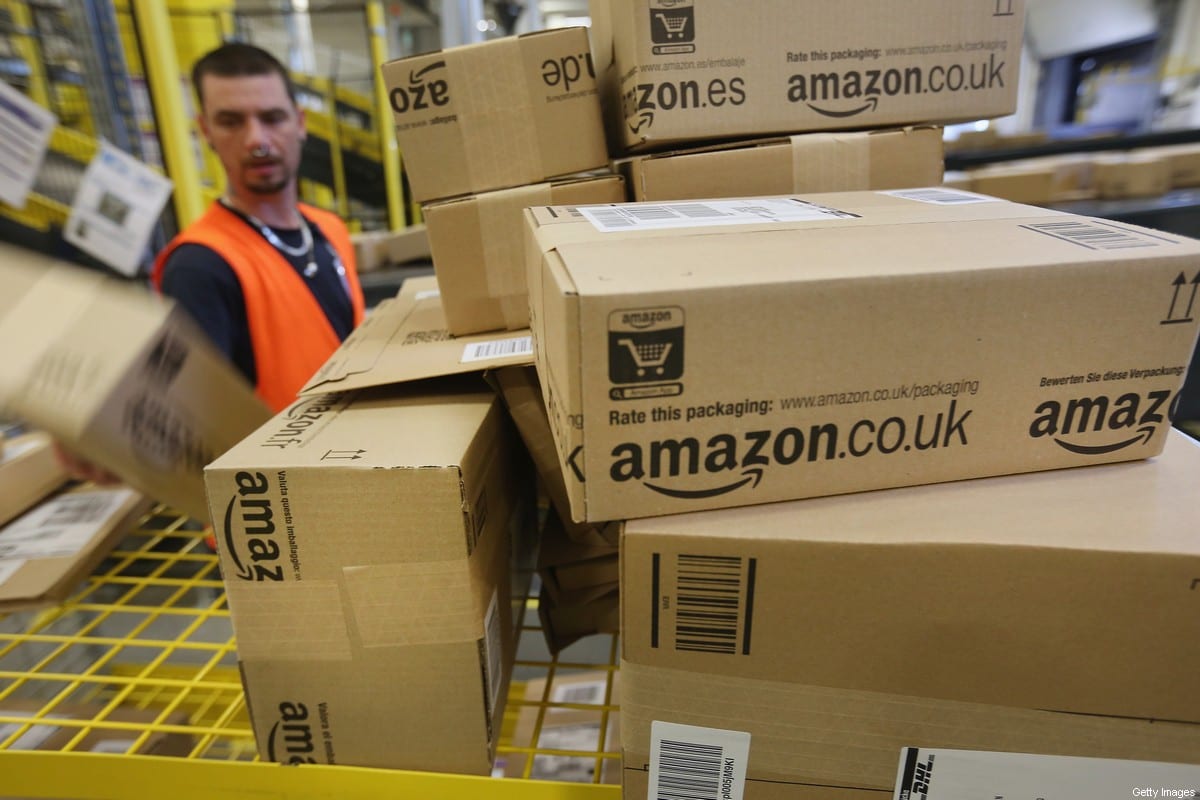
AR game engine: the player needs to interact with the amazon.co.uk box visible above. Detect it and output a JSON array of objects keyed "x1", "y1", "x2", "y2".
[{"x1": 525, "y1": 189, "x2": 1200, "y2": 523}]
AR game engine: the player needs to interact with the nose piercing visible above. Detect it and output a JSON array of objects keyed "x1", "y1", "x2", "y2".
[{"x1": 251, "y1": 145, "x2": 269, "y2": 158}]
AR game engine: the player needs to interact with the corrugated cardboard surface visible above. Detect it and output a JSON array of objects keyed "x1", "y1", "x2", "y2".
[
  {"x1": 301, "y1": 276, "x2": 533, "y2": 397},
  {"x1": 350, "y1": 225, "x2": 430, "y2": 273},
  {"x1": 0, "y1": 485, "x2": 151, "y2": 612},
  {"x1": 591, "y1": 0, "x2": 1024, "y2": 152},
  {"x1": 622, "y1": 431, "x2": 1200, "y2": 725},
  {"x1": 620, "y1": 662, "x2": 1200, "y2": 794},
  {"x1": 538, "y1": 583, "x2": 619, "y2": 654},
  {"x1": 969, "y1": 163, "x2": 1055, "y2": 205},
  {"x1": 622, "y1": 127, "x2": 944, "y2": 201},
  {"x1": 382, "y1": 27, "x2": 607, "y2": 202},
  {"x1": 1093, "y1": 153, "x2": 1172, "y2": 199},
  {"x1": 205, "y1": 381, "x2": 531, "y2": 773},
  {"x1": 426, "y1": 174, "x2": 625, "y2": 335},
  {"x1": 525, "y1": 191, "x2": 1200, "y2": 522},
  {"x1": 1141, "y1": 142, "x2": 1200, "y2": 187},
  {"x1": 491, "y1": 366, "x2": 618, "y2": 547},
  {"x1": 537, "y1": 509, "x2": 618, "y2": 599},
  {"x1": 0, "y1": 432, "x2": 69, "y2": 528},
  {"x1": 0, "y1": 244, "x2": 270, "y2": 524}
]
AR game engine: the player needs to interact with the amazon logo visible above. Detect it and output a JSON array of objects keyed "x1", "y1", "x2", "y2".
[
  {"x1": 266, "y1": 702, "x2": 317, "y2": 764},
  {"x1": 1028, "y1": 390, "x2": 1178, "y2": 455},
  {"x1": 622, "y1": 77, "x2": 746, "y2": 135},
  {"x1": 389, "y1": 60, "x2": 449, "y2": 114},
  {"x1": 609, "y1": 430, "x2": 788, "y2": 500},
  {"x1": 221, "y1": 470, "x2": 284, "y2": 582}
]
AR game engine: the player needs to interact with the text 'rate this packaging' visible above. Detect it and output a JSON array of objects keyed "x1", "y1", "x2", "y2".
[
  {"x1": 525, "y1": 190, "x2": 1200, "y2": 522},
  {"x1": 590, "y1": 0, "x2": 1025, "y2": 152},
  {"x1": 204, "y1": 380, "x2": 534, "y2": 775}
]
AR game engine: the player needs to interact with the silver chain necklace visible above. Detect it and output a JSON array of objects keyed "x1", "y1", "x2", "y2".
[{"x1": 223, "y1": 199, "x2": 318, "y2": 277}]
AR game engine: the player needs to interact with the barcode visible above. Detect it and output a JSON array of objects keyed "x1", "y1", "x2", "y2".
[
  {"x1": 44, "y1": 494, "x2": 112, "y2": 527},
  {"x1": 553, "y1": 682, "x2": 605, "y2": 706},
  {"x1": 886, "y1": 188, "x2": 992, "y2": 204},
  {"x1": 587, "y1": 208, "x2": 634, "y2": 228},
  {"x1": 670, "y1": 203, "x2": 729, "y2": 219},
  {"x1": 461, "y1": 336, "x2": 533, "y2": 363},
  {"x1": 627, "y1": 205, "x2": 681, "y2": 221},
  {"x1": 655, "y1": 738, "x2": 724, "y2": 800},
  {"x1": 675, "y1": 554, "x2": 750, "y2": 655},
  {"x1": 1024, "y1": 220, "x2": 1159, "y2": 250}
]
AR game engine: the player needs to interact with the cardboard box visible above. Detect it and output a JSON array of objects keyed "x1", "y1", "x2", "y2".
[
  {"x1": 538, "y1": 583, "x2": 619, "y2": 654},
  {"x1": 621, "y1": 127, "x2": 943, "y2": 202},
  {"x1": 426, "y1": 174, "x2": 625, "y2": 335},
  {"x1": 1142, "y1": 142, "x2": 1200, "y2": 188},
  {"x1": 0, "y1": 432, "x2": 69, "y2": 528},
  {"x1": 205, "y1": 380, "x2": 532, "y2": 774},
  {"x1": 381, "y1": 27, "x2": 608, "y2": 202},
  {"x1": 0, "y1": 484, "x2": 151, "y2": 612},
  {"x1": 939, "y1": 170, "x2": 972, "y2": 191},
  {"x1": 538, "y1": 512, "x2": 618, "y2": 600},
  {"x1": 0, "y1": 244, "x2": 271, "y2": 524},
  {"x1": 491, "y1": 367, "x2": 618, "y2": 548},
  {"x1": 589, "y1": 0, "x2": 1024, "y2": 153},
  {"x1": 503, "y1": 670, "x2": 620, "y2": 783},
  {"x1": 944, "y1": 127, "x2": 1000, "y2": 152},
  {"x1": 0, "y1": 699, "x2": 193, "y2": 756},
  {"x1": 969, "y1": 162, "x2": 1054, "y2": 205},
  {"x1": 301, "y1": 276, "x2": 535, "y2": 398},
  {"x1": 351, "y1": 225, "x2": 430, "y2": 273},
  {"x1": 1093, "y1": 152, "x2": 1171, "y2": 199},
  {"x1": 525, "y1": 190, "x2": 1200, "y2": 522},
  {"x1": 620, "y1": 431, "x2": 1200, "y2": 795}
]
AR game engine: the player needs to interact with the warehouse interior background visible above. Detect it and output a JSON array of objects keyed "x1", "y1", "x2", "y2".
[{"x1": 2, "y1": 1, "x2": 1200, "y2": 796}]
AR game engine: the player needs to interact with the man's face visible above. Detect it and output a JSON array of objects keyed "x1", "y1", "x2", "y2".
[{"x1": 197, "y1": 71, "x2": 306, "y2": 199}]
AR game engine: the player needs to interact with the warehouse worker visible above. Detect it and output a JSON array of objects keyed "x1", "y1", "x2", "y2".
[{"x1": 152, "y1": 42, "x2": 365, "y2": 413}]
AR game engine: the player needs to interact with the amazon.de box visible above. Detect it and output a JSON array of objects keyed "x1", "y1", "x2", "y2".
[
  {"x1": 426, "y1": 174, "x2": 625, "y2": 335},
  {"x1": 589, "y1": 0, "x2": 1025, "y2": 153},
  {"x1": 0, "y1": 244, "x2": 270, "y2": 525},
  {"x1": 621, "y1": 431, "x2": 1200, "y2": 797},
  {"x1": 620, "y1": 127, "x2": 943, "y2": 202},
  {"x1": 381, "y1": 27, "x2": 608, "y2": 203},
  {"x1": 204, "y1": 379, "x2": 533, "y2": 774},
  {"x1": 525, "y1": 189, "x2": 1200, "y2": 523}
]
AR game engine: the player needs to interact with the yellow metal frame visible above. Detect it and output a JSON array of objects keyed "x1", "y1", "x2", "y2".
[
  {"x1": 368, "y1": 0, "x2": 411, "y2": 229},
  {"x1": 0, "y1": 505, "x2": 621, "y2": 798}
]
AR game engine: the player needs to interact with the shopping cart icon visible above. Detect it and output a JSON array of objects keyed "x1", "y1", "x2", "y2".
[
  {"x1": 609, "y1": 306, "x2": 684, "y2": 389},
  {"x1": 616, "y1": 338, "x2": 674, "y2": 377},
  {"x1": 650, "y1": 4, "x2": 694, "y2": 53},
  {"x1": 653, "y1": 10, "x2": 690, "y2": 40}
]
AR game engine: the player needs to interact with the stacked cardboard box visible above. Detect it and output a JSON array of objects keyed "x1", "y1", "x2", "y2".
[
  {"x1": 203, "y1": 376, "x2": 536, "y2": 774},
  {"x1": 381, "y1": 27, "x2": 624, "y2": 336},
  {"x1": 521, "y1": 184, "x2": 1200, "y2": 798}
]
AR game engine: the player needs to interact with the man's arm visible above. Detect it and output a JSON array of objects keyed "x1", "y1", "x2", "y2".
[{"x1": 158, "y1": 243, "x2": 257, "y2": 385}]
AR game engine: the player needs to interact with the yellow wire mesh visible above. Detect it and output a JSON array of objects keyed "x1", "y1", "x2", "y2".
[{"x1": 0, "y1": 504, "x2": 621, "y2": 798}]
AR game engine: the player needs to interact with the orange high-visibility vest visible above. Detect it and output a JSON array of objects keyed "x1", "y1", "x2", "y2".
[{"x1": 153, "y1": 202, "x2": 364, "y2": 412}]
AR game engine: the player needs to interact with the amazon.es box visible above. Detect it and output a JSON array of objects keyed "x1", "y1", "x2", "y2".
[
  {"x1": 590, "y1": 0, "x2": 1024, "y2": 152},
  {"x1": 381, "y1": 27, "x2": 608, "y2": 202},
  {"x1": 426, "y1": 174, "x2": 625, "y2": 335},
  {"x1": 0, "y1": 244, "x2": 270, "y2": 524},
  {"x1": 621, "y1": 432, "x2": 1200, "y2": 797},
  {"x1": 204, "y1": 380, "x2": 532, "y2": 774},
  {"x1": 620, "y1": 127, "x2": 943, "y2": 201},
  {"x1": 525, "y1": 190, "x2": 1200, "y2": 522}
]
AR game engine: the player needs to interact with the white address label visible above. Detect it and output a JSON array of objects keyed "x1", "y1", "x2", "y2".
[
  {"x1": 882, "y1": 187, "x2": 998, "y2": 204},
  {"x1": 895, "y1": 747, "x2": 1200, "y2": 800},
  {"x1": 0, "y1": 489, "x2": 135, "y2": 561},
  {"x1": 579, "y1": 197, "x2": 856, "y2": 233},
  {"x1": 649, "y1": 721, "x2": 750, "y2": 800},
  {"x1": 461, "y1": 336, "x2": 533, "y2": 363}
]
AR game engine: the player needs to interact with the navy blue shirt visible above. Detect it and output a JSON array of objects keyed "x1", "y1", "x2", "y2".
[{"x1": 160, "y1": 208, "x2": 353, "y2": 385}]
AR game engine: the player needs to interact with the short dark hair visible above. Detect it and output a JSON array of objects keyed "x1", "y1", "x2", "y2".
[{"x1": 191, "y1": 42, "x2": 297, "y2": 109}]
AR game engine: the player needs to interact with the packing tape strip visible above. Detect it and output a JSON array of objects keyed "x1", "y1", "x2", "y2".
[
  {"x1": 451, "y1": 39, "x2": 541, "y2": 194},
  {"x1": 342, "y1": 559, "x2": 482, "y2": 647},
  {"x1": 474, "y1": 183, "x2": 552, "y2": 330},
  {"x1": 790, "y1": 132, "x2": 871, "y2": 193},
  {"x1": 620, "y1": 660, "x2": 1200, "y2": 790},
  {"x1": 225, "y1": 581, "x2": 353, "y2": 661}
]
